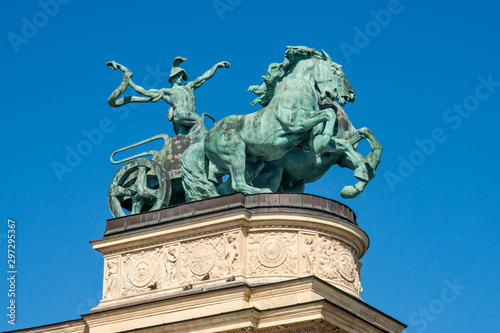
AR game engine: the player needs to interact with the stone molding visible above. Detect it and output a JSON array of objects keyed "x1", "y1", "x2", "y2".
[
  {"x1": 11, "y1": 277, "x2": 406, "y2": 333},
  {"x1": 84, "y1": 277, "x2": 406, "y2": 333}
]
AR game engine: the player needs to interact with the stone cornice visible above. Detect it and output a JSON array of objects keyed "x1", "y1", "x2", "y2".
[{"x1": 100, "y1": 193, "x2": 358, "y2": 237}]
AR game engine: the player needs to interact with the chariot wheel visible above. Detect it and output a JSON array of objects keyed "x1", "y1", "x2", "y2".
[{"x1": 108, "y1": 158, "x2": 171, "y2": 218}]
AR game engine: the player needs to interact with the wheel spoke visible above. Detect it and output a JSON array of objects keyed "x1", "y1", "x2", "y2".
[
  {"x1": 137, "y1": 166, "x2": 148, "y2": 186},
  {"x1": 111, "y1": 185, "x2": 132, "y2": 198},
  {"x1": 142, "y1": 187, "x2": 160, "y2": 203},
  {"x1": 131, "y1": 198, "x2": 144, "y2": 214}
]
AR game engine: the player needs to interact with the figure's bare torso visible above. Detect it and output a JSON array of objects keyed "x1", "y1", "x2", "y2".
[
  {"x1": 164, "y1": 85, "x2": 201, "y2": 134},
  {"x1": 167, "y1": 85, "x2": 197, "y2": 117}
]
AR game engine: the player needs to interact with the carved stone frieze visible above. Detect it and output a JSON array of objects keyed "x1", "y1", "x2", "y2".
[
  {"x1": 181, "y1": 235, "x2": 224, "y2": 284},
  {"x1": 163, "y1": 243, "x2": 179, "y2": 286},
  {"x1": 225, "y1": 231, "x2": 241, "y2": 274},
  {"x1": 103, "y1": 256, "x2": 120, "y2": 299},
  {"x1": 300, "y1": 233, "x2": 317, "y2": 274},
  {"x1": 316, "y1": 235, "x2": 361, "y2": 294},
  {"x1": 248, "y1": 232, "x2": 297, "y2": 275},
  {"x1": 121, "y1": 248, "x2": 162, "y2": 296},
  {"x1": 97, "y1": 215, "x2": 366, "y2": 307}
]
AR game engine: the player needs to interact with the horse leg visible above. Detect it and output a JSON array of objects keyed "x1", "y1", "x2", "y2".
[
  {"x1": 334, "y1": 127, "x2": 384, "y2": 199},
  {"x1": 280, "y1": 109, "x2": 333, "y2": 135},
  {"x1": 217, "y1": 160, "x2": 268, "y2": 196},
  {"x1": 312, "y1": 108, "x2": 336, "y2": 155},
  {"x1": 326, "y1": 138, "x2": 370, "y2": 182},
  {"x1": 341, "y1": 181, "x2": 368, "y2": 199},
  {"x1": 280, "y1": 108, "x2": 336, "y2": 155},
  {"x1": 229, "y1": 158, "x2": 273, "y2": 195},
  {"x1": 356, "y1": 127, "x2": 383, "y2": 171},
  {"x1": 280, "y1": 181, "x2": 306, "y2": 193},
  {"x1": 337, "y1": 153, "x2": 371, "y2": 199},
  {"x1": 344, "y1": 127, "x2": 383, "y2": 175},
  {"x1": 251, "y1": 162, "x2": 284, "y2": 193},
  {"x1": 207, "y1": 136, "x2": 272, "y2": 195},
  {"x1": 215, "y1": 160, "x2": 267, "y2": 195}
]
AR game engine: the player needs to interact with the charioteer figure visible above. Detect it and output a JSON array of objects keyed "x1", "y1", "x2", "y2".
[{"x1": 106, "y1": 57, "x2": 230, "y2": 140}]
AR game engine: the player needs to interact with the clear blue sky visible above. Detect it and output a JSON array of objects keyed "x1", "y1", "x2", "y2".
[{"x1": 1, "y1": 0, "x2": 499, "y2": 332}]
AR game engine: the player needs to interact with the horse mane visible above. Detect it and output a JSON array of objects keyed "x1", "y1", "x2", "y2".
[{"x1": 248, "y1": 46, "x2": 326, "y2": 107}]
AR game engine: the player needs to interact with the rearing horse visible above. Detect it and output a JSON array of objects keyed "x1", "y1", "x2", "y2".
[
  {"x1": 253, "y1": 101, "x2": 382, "y2": 199},
  {"x1": 181, "y1": 46, "x2": 366, "y2": 201}
]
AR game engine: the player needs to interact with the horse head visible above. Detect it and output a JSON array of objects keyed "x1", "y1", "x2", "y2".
[
  {"x1": 312, "y1": 50, "x2": 356, "y2": 106},
  {"x1": 249, "y1": 46, "x2": 355, "y2": 108}
]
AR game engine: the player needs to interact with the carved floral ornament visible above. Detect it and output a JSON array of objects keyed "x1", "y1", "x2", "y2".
[
  {"x1": 189, "y1": 244, "x2": 216, "y2": 276},
  {"x1": 258, "y1": 237, "x2": 288, "y2": 268}
]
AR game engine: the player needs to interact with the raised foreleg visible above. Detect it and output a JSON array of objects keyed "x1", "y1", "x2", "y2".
[
  {"x1": 343, "y1": 127, "x2": 382, "y2": 173},
  {"x1": 325, "y1": 138, "x2": 369, "y2": 182},
  {"x1": 356, "y1": 127, "x2": 382, "y2": 171},
  {"x1": 277, "y1": 108, "x2": 336, "y2": 156},
  {"x1": 337, "y1": 152, "x2": 370, "y2": 198},
  {"x1": 336, "y1": 127, "x2": 382, "y2": 198}
]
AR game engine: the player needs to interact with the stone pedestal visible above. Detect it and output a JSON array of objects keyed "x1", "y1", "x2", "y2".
[
  {"x1": 84, "y1": 193, "x2": 405, "y2": 332},
  {"x1": 93, "y1": 193, "x2": 366, "y2": 307}
]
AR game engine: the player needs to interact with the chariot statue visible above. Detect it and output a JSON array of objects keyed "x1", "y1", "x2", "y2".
[{"x1": 105, "y1": 46, "x2": 382, "y2": 218}]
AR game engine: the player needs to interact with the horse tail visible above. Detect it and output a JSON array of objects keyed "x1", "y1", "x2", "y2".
[{"x1": 181, "y1": 141, "x2": 219, "y2": 202}]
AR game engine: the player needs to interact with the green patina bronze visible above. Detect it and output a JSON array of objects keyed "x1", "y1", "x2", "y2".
[{"x1": 106, "y1": 46, "x2": 382, "y2": 217}]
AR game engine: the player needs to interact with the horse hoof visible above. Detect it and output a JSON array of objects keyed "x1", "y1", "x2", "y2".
[
  {"x1": 236, "y1": 186, "x2": 273, "y2": 195},
  {"x1": 341, "y1": 185, "x2": 360, "y2": 199}
]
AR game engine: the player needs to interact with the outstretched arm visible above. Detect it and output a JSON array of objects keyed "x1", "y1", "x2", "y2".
[
  {"x1": 106, "y1": 61, "x2": 164, "y2": 107},
  {"x1": 188, "y1": 61, "x2": 230, "y2": 90}
]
